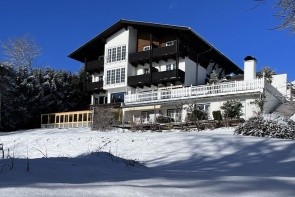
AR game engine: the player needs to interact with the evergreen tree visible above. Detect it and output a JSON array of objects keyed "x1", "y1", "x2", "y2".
[
  {"x1": 208, "y1": 69, "x2": 219, "y2": 84},
  {"x1": 221, "y1": 100, "x2": 243, "y2": 119}
]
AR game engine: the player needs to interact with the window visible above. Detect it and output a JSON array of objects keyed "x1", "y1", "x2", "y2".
[
  {"x1": 98, "y1": 76, "x2": 103, "y2": 81},
  {"x1": 94, "y1": 97, "x2": 99, "y2": 105},
  {"x1": 166, "y1": 40, "x2": 175, "y2": 46},
  {"x1": 111, "y1": 92, "x2": 125, "y2": 103},
  {"x1": 143, "y1": 46, "x2": 151, "y2": 51},
  {"x1": 166, "y1": 63, "x2": 176, "y2": 71},
  {"x1": 116, "y1": 46, "x2": 122, "y2": 61},
  {"x1": 143, "y1": 68, "x2": 150, "y2": 74},
  {"x1": 121, "y1": 45, "x2": 126, "y2": 60},
  {"x1": 167, "y1": 109, "x2": 181, "y2": 122},
  {"x1": 106, "y1": 68, "x2": 126, "y2": 85},
  {"x1": 121, "y1": 68, "x2": 125, "y2": 83},
  {"x1": 111, "y1": 48, "x2": 117, "y2": 62},
  {"x1": 106, "y1": 70, "x2": 111, "y2": 85},
  {"x1": 142, "y1": 111, "x2": 154, "y2": 122},
  {"x1": 106, "y1": 45, "x2": 126, "y2": 63},
  {"x1": 116, "y1": 69, "x2": 120, "y2": 83},
  {"x1": 107, "y1": 49, "x2": 112, "y2": 63},
  {"x1": 111, "y1": 70, "x2": 116, "y2": 84}
]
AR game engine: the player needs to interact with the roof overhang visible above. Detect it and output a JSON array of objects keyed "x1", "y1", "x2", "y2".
[{"x1": 68, "y1": 19, "x2": 243, "y2": 74}]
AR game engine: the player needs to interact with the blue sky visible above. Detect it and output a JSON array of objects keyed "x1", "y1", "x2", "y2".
[{"x1": 0, "y1": 0, "x2": 294, "y2": 81}]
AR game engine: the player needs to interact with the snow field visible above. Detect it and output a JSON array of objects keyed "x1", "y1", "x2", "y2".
[{"x1": 0, "y1": 127, "x2": 294, "y2": 197}]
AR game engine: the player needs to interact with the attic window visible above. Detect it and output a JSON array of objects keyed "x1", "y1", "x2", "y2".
[
  {"x1": 165, "y1": 40, "x2": 175, "y2": 46},
  {"x1": 143, "y1": 46, "x2": 151, "y2": 51}
]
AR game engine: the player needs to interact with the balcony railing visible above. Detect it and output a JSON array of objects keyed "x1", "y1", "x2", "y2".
[
  {"x1": 125, "y1": 78, "x2": 267, "y2": 105},
  {"x1": 127, "y1": 69, "x2": 185, "y2": 88},
  {"x1": 86, "y1": 59, "x2": 104, "y2": 73},
  {"x1": 86, "y1": 81, "x2": 103, "y2": 92},
  {"x1": 128, "y1": 73, "x2": 150, "y2": 88},
  {"x1": 129, "y1": 44, "x2": 187, "y2": 65},
  {"x1": 152, "y1": 69, "x2": 185, "y2": 84}
]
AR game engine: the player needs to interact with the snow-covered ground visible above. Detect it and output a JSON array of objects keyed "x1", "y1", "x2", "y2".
[{"x1": 0, "y1": 128, "x2": 294, "y2": 197}]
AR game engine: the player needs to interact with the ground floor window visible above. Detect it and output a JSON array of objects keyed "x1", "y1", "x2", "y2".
[
  {"x1": 167, "y1": 109, "x2": 182, "y2": 122},
  {"x1": 141, "y1": 111, "x2": 154, "y2": 122},
  {"x1": 195, "y1": 104, "x2": 210, "y2": 112},
  {"x1": 94, "y1": 96, "x2": 107, "y2": 105},
  {"x1": 111, "y1": 92, "x2": 125, "y2": 103}
]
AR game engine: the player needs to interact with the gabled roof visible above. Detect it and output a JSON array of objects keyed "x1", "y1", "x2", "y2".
[{"x1": 68, "y1": 19, "x2": 243, "y2": 74}]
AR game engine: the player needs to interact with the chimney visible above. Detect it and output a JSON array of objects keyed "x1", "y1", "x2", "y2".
[{"x1": 244, "y1": 56, "x2": 257, "y2": 81}]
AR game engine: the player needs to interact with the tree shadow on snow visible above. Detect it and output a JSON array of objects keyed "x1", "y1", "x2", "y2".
[{"x1": 0, "y1": 135, "x2": 294, "y2": 196}]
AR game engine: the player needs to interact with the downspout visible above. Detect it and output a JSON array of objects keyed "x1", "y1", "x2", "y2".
[
  {"x1": 176, "y1": 36, "x2": 180, "y2": 79},
  {"x1": 196, "y1": 46, "x2": 213, "y2": 85},
  {"x1": 149, "y1": 34, "x2": 153, "y2": 84},
  {"x1": 84, "y1": 57, "x2": 87, "y2": 93}
]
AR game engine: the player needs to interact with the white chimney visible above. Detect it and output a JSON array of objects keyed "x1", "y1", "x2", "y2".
[{"x1": 244, "y1": 56, "x2": 257, "y2": 81}]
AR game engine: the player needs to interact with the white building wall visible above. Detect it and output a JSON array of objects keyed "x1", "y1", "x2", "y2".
[
  {"x1": 127, "y1": 27, "x2": 137, "y2": 77},
  {"x1": 184, "y1": 58, "x2": 197, "y2": 86},
  {"x1": 208, "y1": 97, "x2": 260, "y2": 120},
  {"x1": 197, "y1": 65, "x2": 207, "y2": 85},
  {"x1": 271, "y1": 74, "x2": 288, "y2": 98},
  {"x1": 104, "y1": 28, "x2": 129, "y2": 90},
  {"x1": 263, "y1": 90, "x2": 281, "y2": 114}
]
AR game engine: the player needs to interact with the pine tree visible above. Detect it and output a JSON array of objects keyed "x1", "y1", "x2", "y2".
[{"x1": 208, "y1": 69, "x2": 219, "y2": 84}]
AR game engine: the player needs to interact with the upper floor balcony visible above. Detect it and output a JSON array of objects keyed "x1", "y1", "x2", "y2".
[
  {"x1": 86, "y1": 81, "x2": 104, "y2": 93},
  {"x1": 85, "y1": 59, "x2": 104, "y2": 73},
  {"x1": 129, "y1": 44, "x2": 188, "y2": 66},
  {"x1": 125, "y1": 78, "x2": 282, "y2": 105},
  {"x1": 127, "y1": 69, "x2": 185, "y2": 88}
]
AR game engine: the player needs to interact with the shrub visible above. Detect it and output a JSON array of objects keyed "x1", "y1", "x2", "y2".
[
  {"x1": 188, "y1": 109, "x2": 208, "y2": 122},
  {"x1": 156, "y1": 115, "x2": 174, "y2": 123},
  {"x1": 221, "y1": 100, "x2": 243, "y2": 119},
  {"x1": 235, "y1": 116, "x2": 295, "y2": 139},
  {"x1": 213, "y1": 111, "x2": 222, "y2": 121}
]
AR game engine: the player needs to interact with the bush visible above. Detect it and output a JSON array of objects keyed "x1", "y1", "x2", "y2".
[
  {"x1": 188, "y1": 109, "x2": 208, "y2": 122},
  {"x1": 156, "y1": 115, "x2": 174, "y2": 123},
  {"x1": 221, "y1": 100, "x2": 243, "y2": 119},
  {"x1": 213, "y1": 111, "x2": 222, "y2": 121},
  {"x1": 235, "y1": 116, "x2": 295, "y2": 139}
]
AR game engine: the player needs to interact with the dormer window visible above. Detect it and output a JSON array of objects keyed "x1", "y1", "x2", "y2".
[
  {"x1": 166, "y1": 63, "x2": 176, "y2": 71},
  {"x1": 143, "y1": 46, "x2": 151, "y2": 51},
  {"x1": 143, "y1": 68, "x2": 150, "y2": 74},
  {"x1": 165, "y1": 40, "x2": 175, "y2": 47}
]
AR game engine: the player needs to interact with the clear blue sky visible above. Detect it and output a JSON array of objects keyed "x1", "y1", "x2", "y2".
[{"x1": 1, "y1": 0, "x2": 294, "y2": 81}]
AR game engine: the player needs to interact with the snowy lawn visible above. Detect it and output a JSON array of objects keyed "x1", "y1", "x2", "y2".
[{"x1": 0, "y1": 128, "x2": 294, "y2": 197}]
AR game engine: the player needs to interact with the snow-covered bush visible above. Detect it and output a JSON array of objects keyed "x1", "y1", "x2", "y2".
[
  {"x1": 156, "y1": 115, "x2": 174, "y2": 123},
  {"x1": 235, "y1": 114, "x2": 295, "y2": 139},
  {"x1": 221, "y1": 100, "x2": 243, "y2": 119}
]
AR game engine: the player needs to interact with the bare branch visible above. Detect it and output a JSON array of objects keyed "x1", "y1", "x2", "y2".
[{"x1": 1, "y1": 34, "x2": 42, "y2": 69}]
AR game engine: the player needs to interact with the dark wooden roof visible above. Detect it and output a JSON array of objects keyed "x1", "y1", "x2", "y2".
[{"x1": 68, "y1": 19, "x2": 243, "y2": 74}]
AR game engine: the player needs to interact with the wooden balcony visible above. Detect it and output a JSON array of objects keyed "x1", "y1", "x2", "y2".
[
  {"x1": 152, "y1": 69, "x2": 185, "y2": 85},
  {"x1": 86, "y1": 81, "x2": 104, "y2": 92},
  {"x1": 128, "y1": 73, "x2": 151, "y2": 88},
  {"x1": 86, "y1": 59, "x2": 104, "y2": 73},
  {"x1": 127, "y1": 69, "x2": 185, "y2": 88},
  {"x1": 129, "y1": 44, "x2": 188, "y2": 66}
]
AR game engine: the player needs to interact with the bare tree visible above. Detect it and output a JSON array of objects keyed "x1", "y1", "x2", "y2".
[
  {"x1": 1, "y1": 34, "x2": 41, "y2": 70},
  {"x1": 256, "y1": 0, "x2": 295, "y2": 32}
]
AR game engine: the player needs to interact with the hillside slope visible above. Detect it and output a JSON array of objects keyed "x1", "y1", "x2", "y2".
[{"x1": 0, "y1": 128, "x2": 294, "y2": 197}]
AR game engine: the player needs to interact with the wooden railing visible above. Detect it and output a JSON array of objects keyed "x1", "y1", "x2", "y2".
[
  {"x1": 41, "y1": 110, "x2": 92, "y2": 129},
  {"x1": 125, "y1": 78, "x2": 267, "y2": 105},
  {"x1": 86, "y1": 59, "x2": 104, "y2": 73}
]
